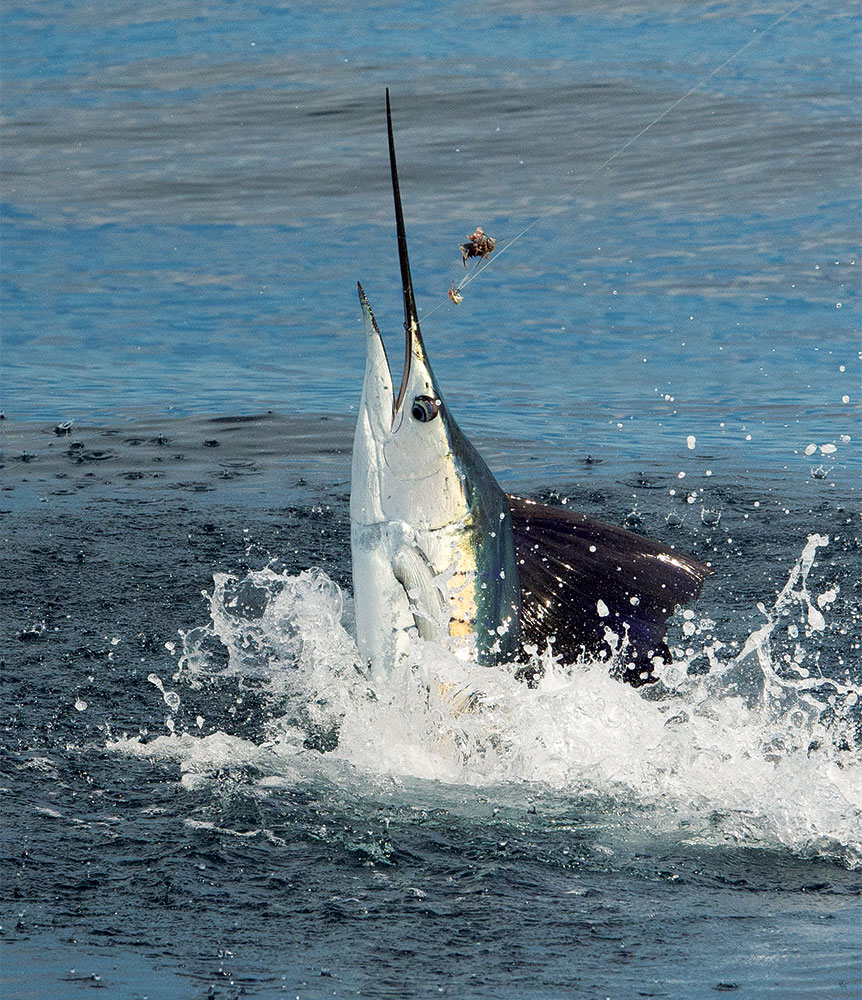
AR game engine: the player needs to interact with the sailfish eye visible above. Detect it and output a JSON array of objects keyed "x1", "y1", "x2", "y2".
[{"x1": 411, "y1": 396, "x2": 440, "y2": 422}]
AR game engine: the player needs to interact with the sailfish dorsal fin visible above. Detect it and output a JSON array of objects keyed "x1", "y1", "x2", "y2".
[{"x1": 508, "y1": 495, "x2": 711, "y2": 685}]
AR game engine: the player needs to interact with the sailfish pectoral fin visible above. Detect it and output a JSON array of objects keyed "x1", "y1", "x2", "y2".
[
  {"x1": 508, "y1": 495, "x2": 712, "y2": 685},
  {"x1": 392, "y1": 545, "x2": 447, "y2": 642}
]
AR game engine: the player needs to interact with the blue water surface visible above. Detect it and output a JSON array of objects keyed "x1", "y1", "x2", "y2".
[{"x1": 3, "y1": 2, "x2": 858, "y2": 472}]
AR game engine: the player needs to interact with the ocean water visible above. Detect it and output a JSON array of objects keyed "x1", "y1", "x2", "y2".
[{"x1": 2, "y1": 1, "x2": 860, "y2": 998}]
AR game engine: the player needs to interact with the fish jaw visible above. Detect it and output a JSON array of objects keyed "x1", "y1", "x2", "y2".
[{"x1": 350, "y1": 284, "x2": 392, "y2": 529}]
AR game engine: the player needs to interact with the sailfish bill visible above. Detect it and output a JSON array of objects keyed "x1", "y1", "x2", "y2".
[{"x1": 350, "y1": 90, "x2": 711, "y2": 686}]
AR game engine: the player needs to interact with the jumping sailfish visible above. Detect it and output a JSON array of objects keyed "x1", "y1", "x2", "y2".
[{"x1": 351, "y1": 91, "x2": 710, "y2": 688}]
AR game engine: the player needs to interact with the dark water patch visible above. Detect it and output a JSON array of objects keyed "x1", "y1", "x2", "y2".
[
  {"x1": 123, "y1": 434, "x2": 171, "y2": 446},
  {"x1": 4, "y1": 740, "x2": 858, "y2": 998},
  {"x1": 69, "y1": 449, "x2": 115, "y2": 463},
  {"x1": 208, "y1": 414, "x2": 276, "y2": 424},
  {"x1": 0, "y1": 412, "x2": 353, "y2": 512}
]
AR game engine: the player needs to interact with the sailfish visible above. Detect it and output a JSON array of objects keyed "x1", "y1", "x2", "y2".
[{"x1": 350, "y1": 91, "x2": 710, "y2": 687}]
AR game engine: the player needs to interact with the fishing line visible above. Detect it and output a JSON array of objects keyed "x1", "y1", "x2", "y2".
[{"x1": 418, "y1": 0, "x2": 808, "y2": 323}]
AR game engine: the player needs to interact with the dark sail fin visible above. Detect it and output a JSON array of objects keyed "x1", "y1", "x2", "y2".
[{"x1": 508, "y1": 495, "x2": 712, "y2": 686}]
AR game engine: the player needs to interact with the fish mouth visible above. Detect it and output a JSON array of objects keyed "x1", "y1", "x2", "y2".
[{"x1": 355, "y1": 281, "x2": 400, "y2": 433}]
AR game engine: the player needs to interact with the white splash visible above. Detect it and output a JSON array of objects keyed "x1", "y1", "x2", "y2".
[
  {"x1": 148, "y1": 672, "x2": 181, "y2": 713},
  {"x1": 113, "y1": 538, "x2": 862, "y2": 866}
]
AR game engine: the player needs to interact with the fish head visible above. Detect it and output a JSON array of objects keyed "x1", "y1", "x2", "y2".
[{"x1": 351, "y1": 282, "x2": 469, "y2": 529}]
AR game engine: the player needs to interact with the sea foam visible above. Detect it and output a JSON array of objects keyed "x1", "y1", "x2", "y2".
[{"x1": 115, "y1": 535, "x2": 862, "y2": 866}]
